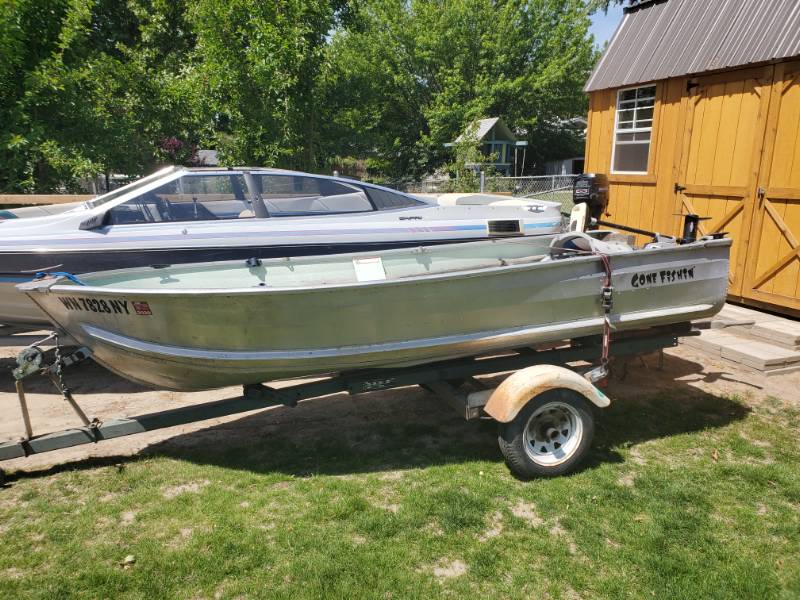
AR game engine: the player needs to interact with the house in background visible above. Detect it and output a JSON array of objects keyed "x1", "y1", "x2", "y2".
[
  {"x1": 196, "y1": 149, "x2": 220, "y2": 166},
  {"x1": 543, "y1": 116, "x2": 587, "y2": 175},
  {"x1": 544, "y1": 157, "x2": 584, "y2": 175},
  {"x1": 445, "y1": 118, "x2": 528, "y2": 176},
  {"x1": 584, "y1": 0, "x2": 800, "y2": 315}
]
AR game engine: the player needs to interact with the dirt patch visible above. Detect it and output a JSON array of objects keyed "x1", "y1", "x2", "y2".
[
  {"x1": 167, "y1": 527, "x2": 195, "y2": 549},
  {"x1": 549, "y1": 521, "x2": 566, "y2": 537},
  {"x1": 549, "y1": 520, "x2": 579, "y2": 556},
  {"x1": 510, "y1": 500, "x2": 543, "y2": 526},
  {"x1": 3, "y1": 567, "x2": 23, "y2": 580},
  {"x1": 429, "y1": 558, "x2": 468, "y2": 580},
  {"x1": 376, "y1": 502, "x2": 399, "y2": 513},
  {"x1": 371, "y1": 486, "x2": 400, "y2": 513},
  {"x1": 162, "y1": 480, "x2": 210, "y2": 499},
  {"x1": 120, "y1": 510, "x2": 137, "y2": 526},
  {"x1": 95, "y1": 516, "x2": 114, "y2": 528},
  {"x1": 424, "y1": 522, "x2": 444, "y2": 536},
  {"x1": 617, "y1": 473, "x2": 635, "y2": 487},
  {"x1": 627, "y1": 447, "x2": 647, "y2": 466},
  {"x1": 564, "y1": 586, "x2": 584, "y2": 600},
  {"x1": 478, "y1": 511, "x2": 504, "y2": 542}
]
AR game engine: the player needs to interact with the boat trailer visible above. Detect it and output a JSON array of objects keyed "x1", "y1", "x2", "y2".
[{"x1": 1, "y1": 323, "x2": 694, "y2": 480}]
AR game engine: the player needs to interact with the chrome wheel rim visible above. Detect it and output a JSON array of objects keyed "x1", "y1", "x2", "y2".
[{"x1": 522, "y1": 401, "x2": 584, "y2": 466}]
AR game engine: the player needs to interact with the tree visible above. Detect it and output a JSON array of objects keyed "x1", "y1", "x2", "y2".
[
  {"x1": 318, "y1": 0, "x2": 598, "y2": 179},
  {"x1": 0, "y1": 0, "x2": 197, "y2": 192},
  {"x1": 0, "y1": 0, "x2": 598, "y2": 191},
  {"x1": 184, "y1": 0, "x2": 340, "y2": 171}
]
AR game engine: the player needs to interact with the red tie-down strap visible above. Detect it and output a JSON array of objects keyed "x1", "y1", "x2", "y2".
[{"x1": 586, "y1": 252, "x2": 613, "y2": 387}]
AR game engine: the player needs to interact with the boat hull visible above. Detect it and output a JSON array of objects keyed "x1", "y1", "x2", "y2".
[{"x1": 21, "y1": 238, "x2": 731, "y2": 390}]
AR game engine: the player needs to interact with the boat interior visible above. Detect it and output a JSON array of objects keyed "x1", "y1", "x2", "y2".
[{"x1": 65, "y1": 231, "x2": 640, "y2": 291}]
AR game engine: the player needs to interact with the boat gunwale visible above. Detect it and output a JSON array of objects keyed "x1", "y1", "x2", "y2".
[{"x1": 20, "y1": 237, "x2": 732, "y2": 299}]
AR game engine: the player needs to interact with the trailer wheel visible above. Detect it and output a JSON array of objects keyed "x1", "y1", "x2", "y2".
[{"x1": 498, "y1": 388, "x2": 594, "y2": 479}]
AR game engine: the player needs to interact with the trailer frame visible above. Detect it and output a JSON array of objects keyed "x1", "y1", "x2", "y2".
[{"x1": 0, "y1": 323, "x2": 693, "y2": 475}]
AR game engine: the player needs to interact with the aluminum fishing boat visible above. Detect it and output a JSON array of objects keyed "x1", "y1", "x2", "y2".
[
  {"x1": 19, "y1": 232, "x2": 731, "y2": 390},
  {"x1": 0, "y1": 166, "x2": 563, "y2": 325}
]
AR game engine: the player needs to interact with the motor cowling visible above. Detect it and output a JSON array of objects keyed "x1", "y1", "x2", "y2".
[{"x1": 572, "y1": 173, "x2": 609, "y2": 225}]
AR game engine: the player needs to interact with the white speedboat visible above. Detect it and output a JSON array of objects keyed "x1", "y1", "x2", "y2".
[
  {"x1": 0, "y1": 167, "x2": 563, "y2": 325},
  {"x1": 19, "y1": 232, "x2": 731, "y2": 391}
]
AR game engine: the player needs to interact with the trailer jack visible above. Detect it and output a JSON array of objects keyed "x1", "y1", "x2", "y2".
[{"x1": 11, "y1": 332, "x2": 96, "y2": 451}]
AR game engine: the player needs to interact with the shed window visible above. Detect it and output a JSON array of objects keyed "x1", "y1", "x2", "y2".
[{"x1": 612, "y1": 85, "x2": 656, "y2": 173}]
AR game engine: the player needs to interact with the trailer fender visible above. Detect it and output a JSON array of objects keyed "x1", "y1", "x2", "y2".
[{"x1": 483, "y1": 365, "x2": 610, "y2": 423}]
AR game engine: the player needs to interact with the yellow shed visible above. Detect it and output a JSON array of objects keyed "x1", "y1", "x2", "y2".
[{"x1": 584, "y1": 0, "x2": 800, "y2": 315}]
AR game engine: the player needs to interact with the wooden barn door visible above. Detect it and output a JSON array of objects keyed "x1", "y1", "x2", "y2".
[
  {"x1": 742, "y1": 61, "x2": 800, "y2": 311},
  {"x1": 673, "y1": 67, "x2": 773, "y2": 296}
]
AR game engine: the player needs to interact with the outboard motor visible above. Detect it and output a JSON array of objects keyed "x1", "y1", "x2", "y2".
[{"x1": 571, "y1": 173, "x2": 609, "y2": 231}]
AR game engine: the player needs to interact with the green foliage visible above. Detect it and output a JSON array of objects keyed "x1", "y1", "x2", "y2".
[
  {"x1": 0, "y1": 0, "x2": 597, "y2": 191},
  {"x1": 0, "y1": 0, "x2": 197, "y2": 192},
  {"x1": 588, "y1": 0, "x2": 629, "y2": 12},
  {"x1": 319, "y1": 0, "x2": 598, "y2": 179},
  {"x1": 184, "y1": 0, "x2": 337, "y2": 170}
]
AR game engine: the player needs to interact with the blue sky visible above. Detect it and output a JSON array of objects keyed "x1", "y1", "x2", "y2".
[{"x1": 589, "y1": 4, "x2": 624, "y2": 48}]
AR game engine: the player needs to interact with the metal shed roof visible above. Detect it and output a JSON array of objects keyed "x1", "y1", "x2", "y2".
[{"x1": 585, "y1": 0, "x2": 800, "y2": 92}]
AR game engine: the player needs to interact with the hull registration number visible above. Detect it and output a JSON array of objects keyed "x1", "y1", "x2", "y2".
[{"x1": 57, "y1": 296, "x2": 152, "y2": 316}]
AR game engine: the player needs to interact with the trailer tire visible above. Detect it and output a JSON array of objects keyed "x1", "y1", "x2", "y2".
[{"x1": 498, "y1": 388, "x2": 594, "y2": 479}]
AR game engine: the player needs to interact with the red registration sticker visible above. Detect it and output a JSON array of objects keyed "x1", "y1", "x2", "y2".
[{"x1": 133, "y1": 301, "x2": 152, "y2": 316}]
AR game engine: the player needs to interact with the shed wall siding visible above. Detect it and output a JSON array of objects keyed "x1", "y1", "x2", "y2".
[
  {"x1": 585, "y1": 63, "x2": 800, "y2": 314},
  {"x1": 585, "y1": 79, "x2": 685, "y2": 246}
]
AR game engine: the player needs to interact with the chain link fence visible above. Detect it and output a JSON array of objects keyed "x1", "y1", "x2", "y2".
[{"x1": 397, "y1": 174, "x2": 579, "y2": 214}]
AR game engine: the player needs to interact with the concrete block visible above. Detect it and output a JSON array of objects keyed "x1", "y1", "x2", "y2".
[
  {"x1": 764, "y1": 364, "x2": 800, "y2": 377},
  {"x1": 713, "y1": 305, "x2": 757, "y2": 328},
  {"x1": 680, "y1": 329, "x2": 741, "y2": 355},
  {"x1": 720, "y1": 339, "x2": 800, "y2": 370},
  {"x1": 749, "y1": 319, "x2": 800, "y2": 349}
]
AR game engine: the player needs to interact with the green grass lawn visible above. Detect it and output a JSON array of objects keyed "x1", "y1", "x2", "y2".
[{"x1": 1, "y1": 388, "x2": 799, "y2": 599}]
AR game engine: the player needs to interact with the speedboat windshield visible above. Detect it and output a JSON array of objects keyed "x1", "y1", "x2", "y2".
[{"x1": 85, "y1": 166, "x2": 180, "y2": 208}]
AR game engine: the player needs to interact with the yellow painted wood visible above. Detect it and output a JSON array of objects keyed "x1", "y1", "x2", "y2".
[
  {"x1": 742, "y1": 61, "x2": 800, "y2": 310},
  {"x1": 583, "y1": 63, "x2": 800, "y2": 312},
  {"x1": 608, "y1": 174, "x2": 656, "y2": 184},
  {"x1": 682, "y1": 184, "x2": 748, "y2": 197},
  {"x1": 674, "y1": 68, "x2": 771, "y2": 296}
]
